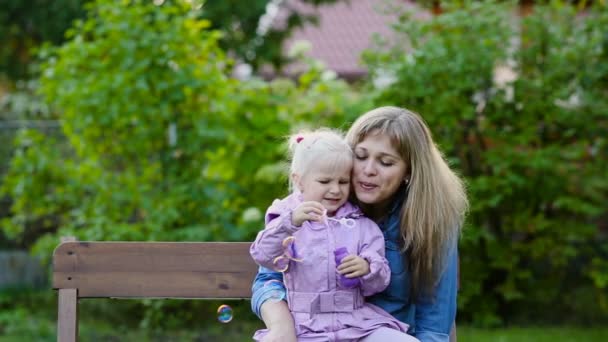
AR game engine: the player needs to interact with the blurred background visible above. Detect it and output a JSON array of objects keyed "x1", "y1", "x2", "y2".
[{"x1": 0, "y1": 0, "x2": 607, "y2": 340}]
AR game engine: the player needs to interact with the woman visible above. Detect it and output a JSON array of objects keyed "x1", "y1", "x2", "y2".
[{"x1": 251, "y1": 106, "x2": 468, "y2": 342}]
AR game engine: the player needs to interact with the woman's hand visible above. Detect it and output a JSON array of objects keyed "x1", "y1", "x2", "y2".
[
  {"x1": 337, "y1": 255, "x2": 370, "y2": 277},
  {"x1": 291, "y1": 201, "x2": 325, "y2": 226}
]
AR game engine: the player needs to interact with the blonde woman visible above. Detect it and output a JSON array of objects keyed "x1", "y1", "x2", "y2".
[
  {"x1": 250, "y1": 128, "x2": 413, "y2": 341},
  {"x1": 252, "y1": 107, "x2": 468, "y2": 342}
]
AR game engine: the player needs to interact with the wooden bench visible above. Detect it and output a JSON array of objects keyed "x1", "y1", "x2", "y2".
[
  {"x1": 53, "y1": 241, "x2": 457, "y2": 341},
  {"x1": 52, "y1": 241, "x2": 256, "y2": 342}
]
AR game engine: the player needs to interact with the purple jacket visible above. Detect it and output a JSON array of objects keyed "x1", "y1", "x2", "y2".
[{"x1": 250, "y1": 193, "x2": 409, "y2": 341}]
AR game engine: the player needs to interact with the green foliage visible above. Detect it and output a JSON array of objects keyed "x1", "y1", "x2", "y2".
[
  {"x1": 0, "y1": 0, "x2": 361, "y2": 328},
  {"x1": 0, "y1": 0, "x2": 343, "y2": 81},
  {"x1": 200, "y1": 0, "x2": 342, "y2": 71},
  {"x1": 0, "y1": 0, "x2": 89, "y2": 81},
  {"x1": 364, "y1": 1, "x2": 608, "y2": 325},
  {"x1": 1, "y1": 0, "x2": 360, "y2": 254}
]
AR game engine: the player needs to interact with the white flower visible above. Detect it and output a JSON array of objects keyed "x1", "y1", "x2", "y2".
[
  {"x1": 321, "y1": 70, "x2": 337, "y2": 81},
  {"x1": 554, "y1": 92, "x2": 581, "y2": 110},
  {"x1": 242, "y1": 207, "x2": 262, "y2": 222},
  {"x1": 233, "y1": 63, "x2": 252, "y2": 80},
  {"x1": 373, "y1": 69, "x2": 397, "y2": 89},
  {"x1": 288, "y1": 40, "x2": 312, "y2": 58},
  {"x1": 493, "y1": 65, "x2": 518, "y2": 88}
]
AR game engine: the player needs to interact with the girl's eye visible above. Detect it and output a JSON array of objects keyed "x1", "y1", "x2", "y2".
[
  {"x1": 318, "y1": 180, "x2": 330, "y2": 184},
  {"x1": 339, "y1": 180, "x2": 350, "y2": 185}
]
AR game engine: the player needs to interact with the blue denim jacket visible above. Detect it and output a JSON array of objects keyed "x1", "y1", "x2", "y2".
[{"x1": 251, "y1": 192, "x2": 458, "y2": 342}]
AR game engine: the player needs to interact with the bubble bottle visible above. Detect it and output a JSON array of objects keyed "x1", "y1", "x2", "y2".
[{"x1": 333, "y1": 247, "x2": 361, "y2": 289}]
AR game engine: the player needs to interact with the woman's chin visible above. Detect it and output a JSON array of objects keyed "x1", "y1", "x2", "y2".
[{"x1": 354, "y1": 191, "x2": 377, "y2": 205}]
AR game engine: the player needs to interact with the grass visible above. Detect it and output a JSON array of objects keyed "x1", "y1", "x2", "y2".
[
  {"x1": 2, "y1": 323, "x2": 608, "y2": 341},
  {"x1": 457, "y1": 326, "x2": 608, "y2": 342},
  {"x1": 1, "y1": 290, "x2": 607, "y2": 341}
]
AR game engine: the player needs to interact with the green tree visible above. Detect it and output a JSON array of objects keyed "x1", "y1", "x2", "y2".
[
  {"x1": 1, "y1": 0, "x2": 361, "y2": 254},
  {"x1": 0, "y1": 0, "x2": 343, "y2": 82},
  {"x1": 364, "y1": 0, "x2": 608, "y2": 325},
  {"x1": 200, "y1": 0, "x2": 342, "y2": 70},
  {"x1": 1, "y1": 0, "x2": 362, "y2": 328},
  {"x1": 0, "y1": 0, "x2": 88, "y2": 81}
]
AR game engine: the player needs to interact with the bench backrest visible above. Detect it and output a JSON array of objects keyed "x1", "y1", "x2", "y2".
[
  {"x1": 53, "y1": 241, "x2": 257, "y2": 341},
  {"x1": 53, "y1": 241, "x2": 257, "y2": 298},
  {"x1": 52, "y1": 241, "x2": 457, "y2": 342}
]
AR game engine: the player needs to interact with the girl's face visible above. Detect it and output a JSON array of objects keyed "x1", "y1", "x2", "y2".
[
  {"x1": 352, "y1": 132, "x2": 408, "y2": 209},
  {"x1": 296, "y1": 161, "x2": 352, "y2": 216}
]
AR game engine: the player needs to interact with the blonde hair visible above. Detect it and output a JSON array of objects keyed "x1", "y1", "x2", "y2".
[
  {"x1": 346, "y1": 106, "x2": 468, "y2": 297},
  {"x1": 287, "y1": 128, "x2": 353, "y2": 192}
]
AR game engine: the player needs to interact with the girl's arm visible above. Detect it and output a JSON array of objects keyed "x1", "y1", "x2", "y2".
[
  {"x1": 357, "y1": 218, "x2": 391, "y2": 296},
  {"x1": 250, "y1": 210, "x2": 300, "y2": 269},
  {"x1": 413, "y1": 242, "x2": 458, "y2": 342}
]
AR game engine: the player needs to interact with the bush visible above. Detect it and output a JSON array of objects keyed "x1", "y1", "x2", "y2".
[
  {"x1": 0, "y1": 0, "x2": 363, "y2": 330},
  {"x1": 364, "y1": 0, "x2": 608, "y2": 326}
]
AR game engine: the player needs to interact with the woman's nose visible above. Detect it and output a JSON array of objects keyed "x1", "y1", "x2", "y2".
[{"x1": 363, "y1": 160, "x2": 376, "y2": 175}]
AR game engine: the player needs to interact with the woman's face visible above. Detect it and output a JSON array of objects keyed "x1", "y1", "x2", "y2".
[{"x1": 352, "y1": 132, "x2": 408, "y2": 208}]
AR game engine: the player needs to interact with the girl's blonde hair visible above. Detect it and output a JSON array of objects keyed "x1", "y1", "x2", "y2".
[
  {"x1": 346, "y1": 106, "x2": 468, "y2": 297},
  {"x1": 287, "y1": 128, "x2": 353, "y2": 192}
]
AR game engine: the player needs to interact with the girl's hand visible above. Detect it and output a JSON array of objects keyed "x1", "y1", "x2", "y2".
[
  {"x1": 291, "y1": 201, "x2": 325, "y2": 226},
  {"x1": 337, "y1": 255, "x2": 370, "y2": 278}
]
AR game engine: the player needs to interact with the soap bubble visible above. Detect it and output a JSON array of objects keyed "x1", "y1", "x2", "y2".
[{"x1": 217, "y1": 304, "x2": 233, "y2": 323}]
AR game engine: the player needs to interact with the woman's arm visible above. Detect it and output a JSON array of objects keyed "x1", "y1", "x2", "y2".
[
  {"x1": 356, "y1": 219, "x2": 391, "y2": 296},
  {"x1": 251, "y1": 266, "x2": 296, "y2": 342},
  {"x1": 413, "y1": 243, "x2": 458, "y2": 342}
]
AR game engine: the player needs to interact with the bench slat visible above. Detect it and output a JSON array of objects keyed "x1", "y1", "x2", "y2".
[{"x1": 53, "y1": 242, "x2": 258, "y2": 298}]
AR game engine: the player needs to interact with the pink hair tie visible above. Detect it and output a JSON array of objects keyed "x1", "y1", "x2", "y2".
[{"x1": 296, "y1": 136, "x2": 304, "y2": 143}]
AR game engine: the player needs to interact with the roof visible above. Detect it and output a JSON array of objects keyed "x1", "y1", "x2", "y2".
[{"x1": 273, "y1": 0, "x2": 428, "y2": 80}]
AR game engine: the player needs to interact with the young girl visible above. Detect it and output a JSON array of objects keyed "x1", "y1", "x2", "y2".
[{"x1": 249, "y1": 129, "x2": 415, "y2": 342}]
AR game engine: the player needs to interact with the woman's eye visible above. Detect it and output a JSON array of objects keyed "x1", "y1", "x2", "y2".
[
  {"x1": 355, "y1": 154, "x2": 367, "y2": 160},
  {"x1": 318, "y1": 180, "x2": 330, "y2": 184},
  {"x1": 380, "y1": 160, "x2": 394, "y2": 167}
]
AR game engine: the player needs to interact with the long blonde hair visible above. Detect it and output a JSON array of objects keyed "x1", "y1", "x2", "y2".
[{"x1": 346, "y1": 106, "x2": 468, "y2": 297}]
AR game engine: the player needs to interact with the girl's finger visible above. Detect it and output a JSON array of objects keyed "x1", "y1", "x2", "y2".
[
  {"x1": 308, "y1": 213, "x2": 323, "y2": 222},
  {"x1": 308, "y1": 208, "x2": 323, "y2": 216},
  {"x1": 303, "y1": 206, "x2": 323, "y2": 215},
  {"x1": 339, "y1": 265, "x2": 362, "y2": 275},
  {"x1": 337, "y1": 261, "x2": 352, "y2": 271},
  {"x1": 344, "y1": 269, "x2": 362, "y2": 278},
  {"x1": 340, "y1": 255, "x2": 357, "y2": 263},
  {"x1": 337, "y1": 258, "x2": 361, "y2": 270},
  {"x1": 302, "y1": 201, "x2": 324, "y2": 210}
]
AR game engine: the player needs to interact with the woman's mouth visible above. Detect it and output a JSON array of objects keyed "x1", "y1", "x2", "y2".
[{"x1": 358, "y1": 182, "x2": 378, "y2": 191}]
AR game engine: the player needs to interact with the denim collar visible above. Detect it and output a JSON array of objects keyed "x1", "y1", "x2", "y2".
[
  {"x1": 388, "y1": 185, "x2": 408, "y2": 216},
  {"x1": 388, "y1": 186, "x2": 407, "y2": 216},
  {"x1": 377, "y1": 185, "x2": 408, "y2": 231}
]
